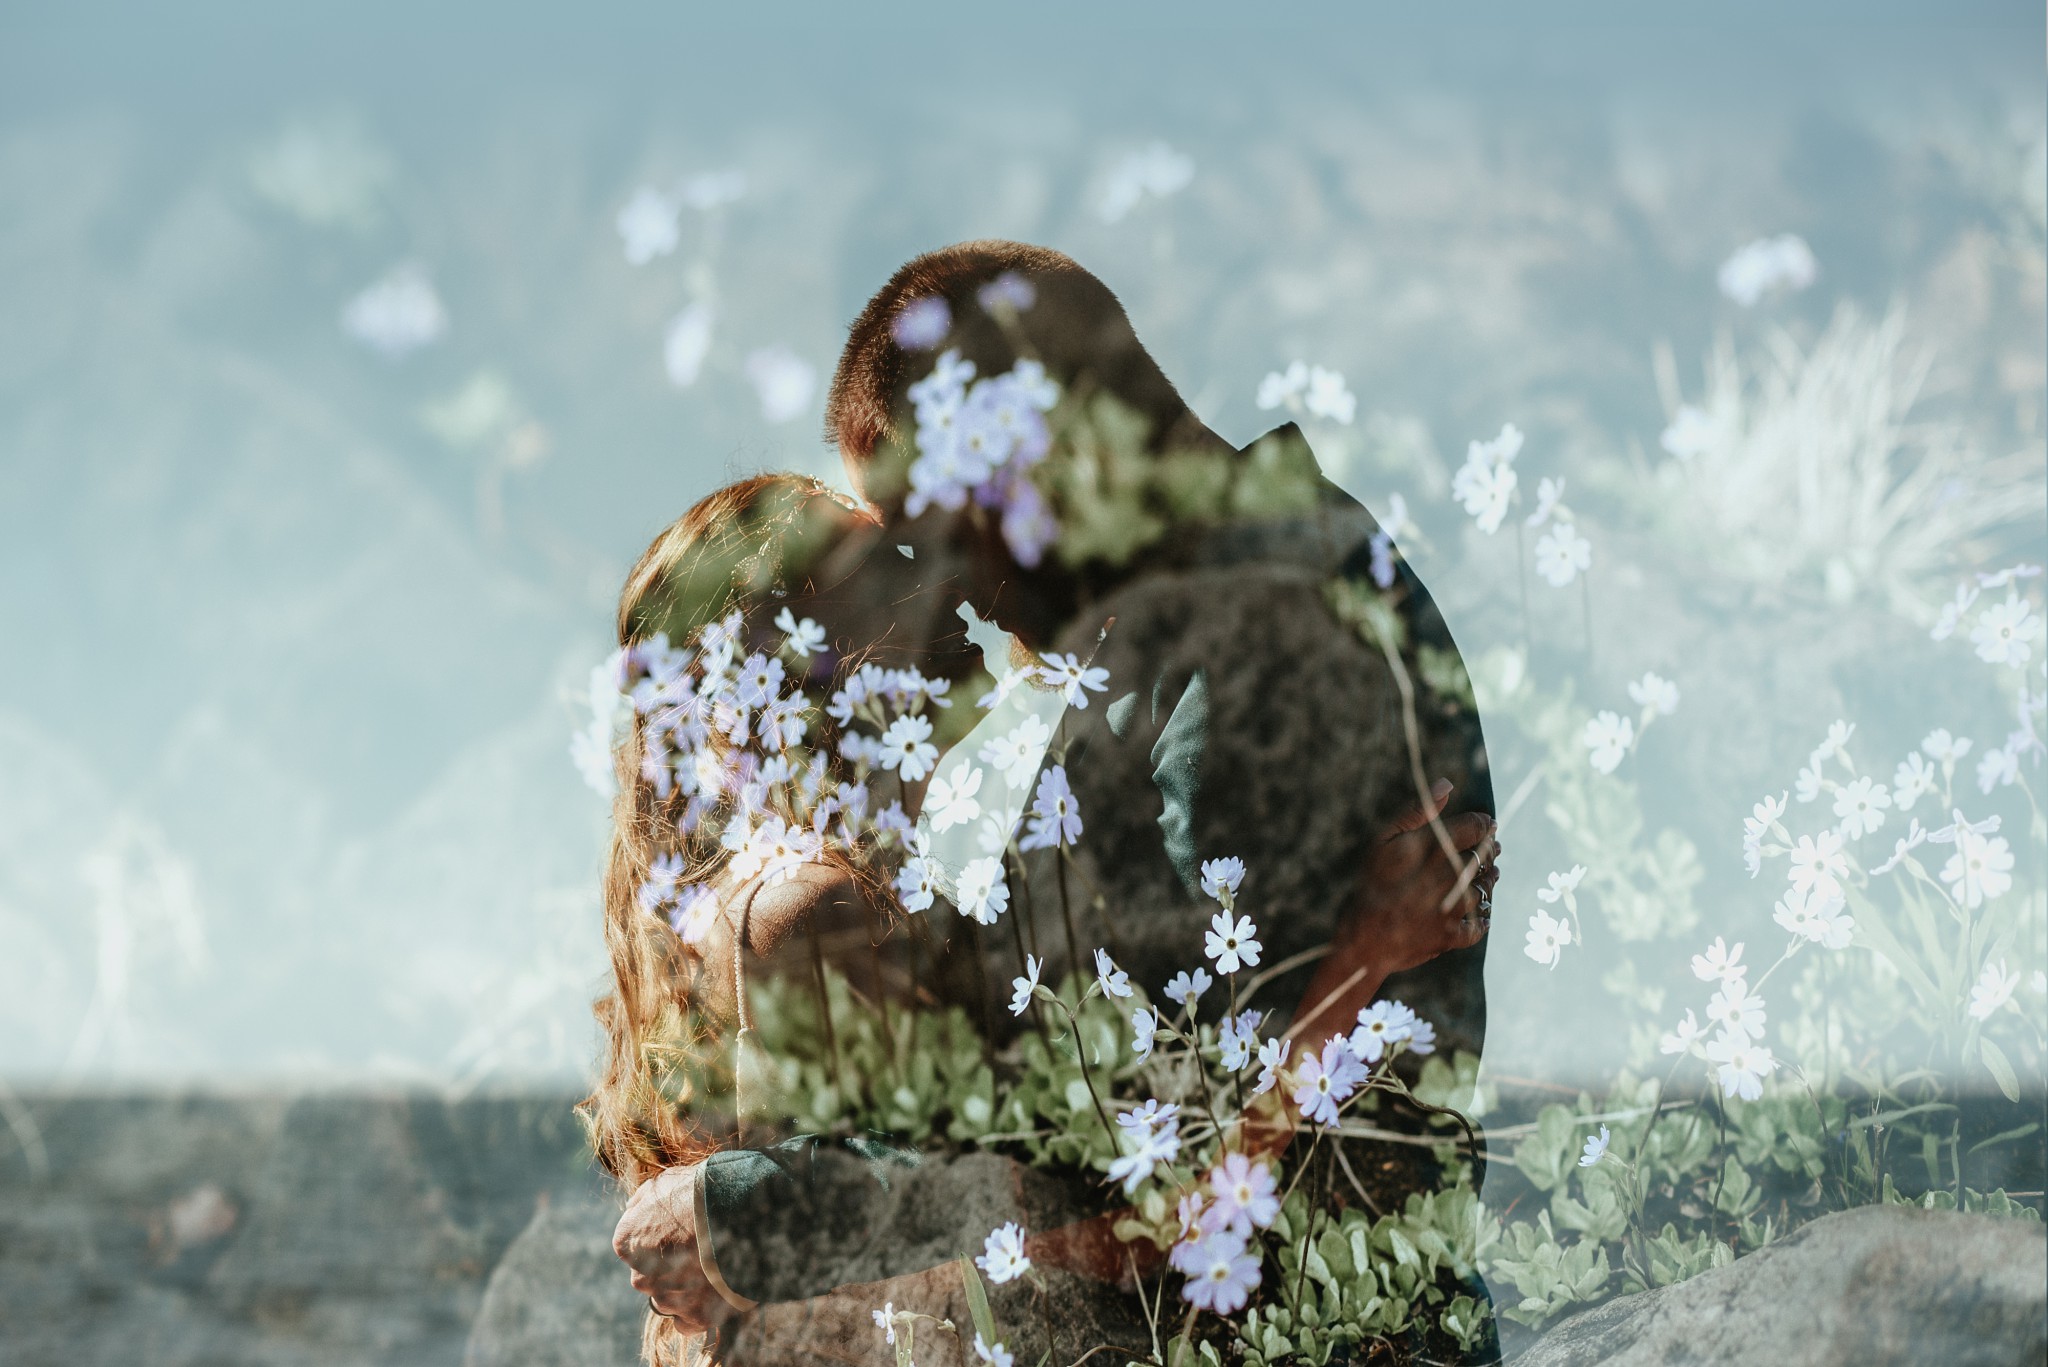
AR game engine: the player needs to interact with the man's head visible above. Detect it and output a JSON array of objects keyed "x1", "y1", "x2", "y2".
[{"x1": 824, "y1": 240, "x2": 1224, "y2": 499}]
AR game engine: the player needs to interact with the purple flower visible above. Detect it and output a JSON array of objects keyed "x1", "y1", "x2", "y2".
[
  {"x1": 999, "y1": 477, "x2": 1058, "y2": 568},
  {"x1": 1291, "y1": 1035, "x2": 1366, "y2": 1128},
  {"x1": 1180, "y1": 1228, "x2": 1260, "y2": 1314},
  {"x1": 1368, "y1": 530, "x2": 1397, "y2": 589},
  {"x1": 891, "y1": 296, "x2": 952, "y2": 350},
  {"x1": 1019, "y1": 765, "x2": 1083, "y2": 851},
  {"x1": 977, "y1": 271, "x2": 1037, "y2": 313}
]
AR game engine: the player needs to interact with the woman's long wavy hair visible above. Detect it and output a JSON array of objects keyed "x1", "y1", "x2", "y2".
[{"x1": 576, "y1": 472, "x2": 877, "y2": 1365}]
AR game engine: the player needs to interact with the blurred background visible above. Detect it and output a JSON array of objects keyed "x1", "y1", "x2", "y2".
[{"x1": 1, "y1": 2, "x2": 2041, "y2": 1363}]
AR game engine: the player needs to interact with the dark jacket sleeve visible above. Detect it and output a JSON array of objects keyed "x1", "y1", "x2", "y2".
[{"x1": 698, "y1": 1133, "x2": 922, "y2": 1305}]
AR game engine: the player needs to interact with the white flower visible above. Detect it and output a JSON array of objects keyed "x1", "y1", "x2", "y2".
[
  {"x1": 1108, "y1": 1112, "x2": 1181, "y2": 1193},
  {"x1": 1035, "y1": 652, "x2": 1109, "y2": 708},
  {"x1": 1204, "y1": 910, "x2": 1263, "y2": 974},
  {"x1": 1628, "y1": 672, "x2": 1680, "y2": 717},
  {"x1": 1163, "y1": 967, "x2": 1213, "y2": 1012},
  {"x1": 955, "y1": 855, "x2": 1010, "y2": 925},
  {"x1": 1831, "y1": 776, "x2": 1891, "y2": 840},
  {"x1": 924, "y1": 762, "x2": 986, "y2": 833},
  {"x1": 1871, "y1": 817, "x2": 1929, "y2": 876},
  {"x1": 1255, "y1": 360, "x2": 1307, "y2": 411},
  {"x1": 975, "y1": 1222, "x2": 1031, "y2": 1284},
  {"x1": 774, "y1": 607, "x2": 826, "y2": 659},
  {"x1": 1705, "y1": 1031, "x2": 1777, "y2": 1100},
  {"x1": 1691, "y1": 936, "x2": 1745, "y2": 983},
  {"x1": 1524, "y1": 908, "x2": 1570, "y2": 968},
  {"x1": 973, "y1": 1333, "x2": 1014, "y2": 1367},
  {"x1": 1095, "y1": 948, "x2": 1133, "y2": 999},
  {"x1": 1815, "y1": 719, "x2": 1856, "y2": 761},
  {"x1": 1794, "y1": 761, "x2": 1824, "y2": 804},
  {"x1": 1932, "y1": 582, "x2": 1983, "y2": 641},
  {"x1": 1707, "y1": 977, "x2": 1767, "y2": 1042},
  {"x1": 1131, "y1": 1006, "x2": 1160, "y2": 1062},
  {"x1": 1892, "y1": 752, "x2": 1936, "y2": 810},
  {"x1": 743, "y1": 346, "x2": 817, "y2": 425},
  {"x1": 1253, "y1": 1036, "x2": 1291, "y2": 1095},
  {"x1": 1200, "y1": 856, "x2": 1246, "y2": 903},
  {"x1": 1717, "y1": 233, "x2": 1816, "y2": 307},
  {"x1": 1525, "y1": 476, "x2": 1566, "y2": 528},
  {"x1": 662, "y1": 301, "x2": 715, "y2": 387},
  {"x1": 1009, "y1": 954, "x2": 1042, "y2": 1016},
  {"x1": 1773, "y1": 884, "x2": 1848, "y2": 945},
  {"x1": 1117, "y1": 1098, "x2": 1178, "y2": 1133},
  {"x1": 978, "y1": 714, "x2": 1052, "y2": 788},
  {"x1": 1922, "y1": 728, "x2": 1973, "y2": 767},
  {"x1": 878, "y1": 714, "x2": 939, "y2": 783},
  {"x1": 1579, "y1": 1124, "x2": 1610, "y2": 1168},
  {"x1": 1811, "y1": 897, "x2": 1855, "y2": 950},
  {"x1": 871, "y1": 1301, "x2": 896, "y2": 1345},
  {"x1": 1096, "y1": 141, "x2": 1193, "y2": 223},
  {"x1": 1582, "y1": 711, "x2": 1635, "y2": 774},
  {"x1": 1787, "y1": 830, "x2": 1849, "y2": 902},
  {"x1": 1971, "y1": 594, "x2": 2040, "y2": 667},
  {"x1": 340, "y1": 264, "x2": 446, "y2": 357},
  {"x1": 1743, "y1": 792, "x2": 1788, "y2": 877},
  {"x1": 1536, "y1": 865, "x2": 1587, "y2": 914},
  {"x1": 1303, "y1": 366, "x2": 1356, "y2": 424},
  {"x1": 616, "y1": 186, "x2": 680, "y2": 264},
  {"x1": 1659, "y1": 1009, "x2": 1705, "y2": 1056},
  {"x1": 1977, "y1": 743, "x2": 2020, "y2": 794},
  {"x1": 1941, "y1": 829, "x2": 2015, "y2": 909},
  {"x1": 1534, "y1": 523, "x2": 1592, "y2": 586},
  {"x1": 1451, "y1": 424, "x2": 1523, "y2": 535},
  {"x1": 1217, "y1": 1009, "x2": 1262, "y2": 1071},
  {"x1": 1349, "y1": 1000, "x2": 1420, "y2": 1064},
  {"x1": 1659, "y1": 405, "x2": 1715, "y2": 458}
]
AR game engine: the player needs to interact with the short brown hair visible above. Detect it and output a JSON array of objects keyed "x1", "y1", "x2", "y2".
[{"x1": 824, "y1": 241, "x2": 1197, "y2": 493}]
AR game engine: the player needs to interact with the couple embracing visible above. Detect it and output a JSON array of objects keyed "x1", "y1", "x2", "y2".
[{"x1": 585, "y1": 241, "x2": 1500, "y2": 1366}]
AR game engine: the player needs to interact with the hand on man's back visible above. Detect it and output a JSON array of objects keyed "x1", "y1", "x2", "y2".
[{"x1": 1350, "y1": 779, "x2": 1499, "y2": 977}]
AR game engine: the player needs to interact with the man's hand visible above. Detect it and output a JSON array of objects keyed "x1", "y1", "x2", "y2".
[
  {"x1": 612, "y1": 1163, "x2": 730, "y2": 1335},
  {"x1": 1291, "y1": 778, "x2": 1497, "y2": 1042},
  {"x1": 1351, "y1": 777, "x2": 1498, "y2": 977}
]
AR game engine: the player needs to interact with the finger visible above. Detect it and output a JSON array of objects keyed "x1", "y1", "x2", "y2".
[
  {"x1": 1386, "y1": 778, "x2": 1455, "y2": 834},
  {"x1": 1438, "y1": 811, "x2": 1496, "y2": 855}
]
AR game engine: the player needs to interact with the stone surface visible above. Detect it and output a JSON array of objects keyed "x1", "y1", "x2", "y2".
[
  {"x1": 463, "y1": 1184, "x2": 645, "y2": 1367},
  {"x1": 1511, "y1": 1205, "x2": 2048, "y2": 1367},
  {"x1": 464, "y1": 1149, "x2": 1155, "y2": 1367},
  {"x1": 0, "y1": 1091, "x2": 588, "y2": 1367}
]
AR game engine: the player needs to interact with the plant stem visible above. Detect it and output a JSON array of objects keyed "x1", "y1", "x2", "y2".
[{"x1": 1054, "y1": 996, "x2": 1120, "y2": 1145}]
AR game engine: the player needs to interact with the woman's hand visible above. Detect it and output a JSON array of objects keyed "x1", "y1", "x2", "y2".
[{"x1": 612, "y1": 1163, "x2": 730, "y2": 1335}]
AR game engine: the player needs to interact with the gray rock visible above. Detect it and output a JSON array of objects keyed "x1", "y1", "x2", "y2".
[
  {"x1": 464, "y1": 1185, "x2": 645, "y2": 1367},
  {"x1": 1512, "y1": 1205, "x2": 2048, "y2": 1367}
]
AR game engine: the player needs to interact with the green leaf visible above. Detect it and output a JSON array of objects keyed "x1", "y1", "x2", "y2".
[
  {"x1": 1978, "y1": 1036, "x2": 2022, "y2": 1103},
  {"x1": 956, "y1": 1255, "x2": 998, "y2": 1348}
]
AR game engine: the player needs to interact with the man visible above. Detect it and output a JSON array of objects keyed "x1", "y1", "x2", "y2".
[{"x1": 611, "y1": 242, "x2": 1498, "y2": 1363}]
